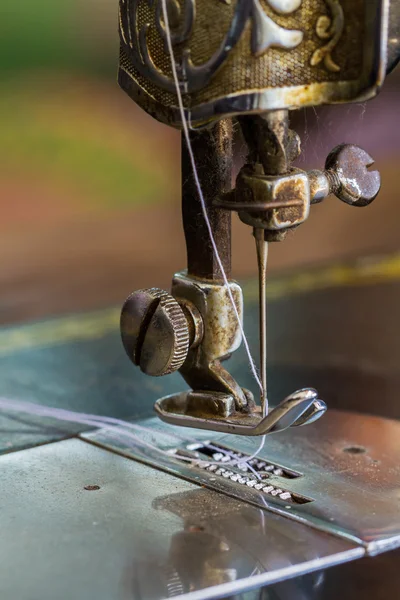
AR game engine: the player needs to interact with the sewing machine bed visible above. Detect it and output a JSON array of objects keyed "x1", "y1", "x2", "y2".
[{"x1": 0, "y1": 253, "x2": 399, "y2": 600}]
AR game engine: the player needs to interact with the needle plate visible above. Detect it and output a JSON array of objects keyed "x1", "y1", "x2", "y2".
[{"x1": 84, "y1": 409, "x2": 400, "y2": 555}]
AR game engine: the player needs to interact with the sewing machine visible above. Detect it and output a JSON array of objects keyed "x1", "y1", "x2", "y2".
[
  {"x1": 115, "y1": 0, "x2": 400, "y2": 596},
  {"x1": 0, "y1": 2, "x2": 399, "y2": 600},
  {"x1": 119, "y1": 0, "x2": 394, "y2": 435}
]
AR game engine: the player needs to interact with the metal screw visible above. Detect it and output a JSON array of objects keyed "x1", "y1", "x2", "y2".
[
  {"x1": 309, "y1": 144, "x2": 381, "y2": 207},
  {"x1": 325, "y1": 144, "x2": 381, "y2": 206},
  {"x1": 120, "y1": 288, "x2": 190, "y2": 377}
]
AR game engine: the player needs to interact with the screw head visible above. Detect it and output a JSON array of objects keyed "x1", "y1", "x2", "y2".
[
  {"x1": 120, "y1": 288, "x2": 190, "y2": 377},
  {"x1": 325, "y1": 144, "x2": 381, "y2": 207}
]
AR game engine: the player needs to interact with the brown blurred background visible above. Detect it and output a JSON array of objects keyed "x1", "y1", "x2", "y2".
[{"x1": 1, "y1": 1, "x2": 399, "y2": 324}]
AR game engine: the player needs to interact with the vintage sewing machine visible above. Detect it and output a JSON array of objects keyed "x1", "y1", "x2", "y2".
[
  {"x1": 0, "y1": 2, "x2": 399, "y2": 600},
  {"x1": 111, "y1": 0, "x2": 400, "y2": 597},
  {"x1": 119, "y1": 0, "x2": 396, "y2": 436}
]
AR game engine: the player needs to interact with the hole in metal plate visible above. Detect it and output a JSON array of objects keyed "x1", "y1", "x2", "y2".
[
  {"x1": 342, "y1": 445, "x2": 367, "y2": 455},
  {"x1": 187, "y1": 442, "x2": 303, "y2": 479}
]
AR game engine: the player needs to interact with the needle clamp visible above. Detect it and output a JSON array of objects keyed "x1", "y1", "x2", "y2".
[{"x1": 216, "y1": 144, "x2": 381, "y2": 234}]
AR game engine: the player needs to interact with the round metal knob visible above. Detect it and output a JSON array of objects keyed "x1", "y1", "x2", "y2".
[
  {"x1": 325, "y1": 144, "x2": 381, "y2": 207},
  {"x1": 120, "y1": 288, "x2": 190, "y2": 377}
]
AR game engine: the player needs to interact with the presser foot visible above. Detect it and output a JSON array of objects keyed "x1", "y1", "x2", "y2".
[{"x1": 154, "y1": 388, "x2": 327, "y2": 436}]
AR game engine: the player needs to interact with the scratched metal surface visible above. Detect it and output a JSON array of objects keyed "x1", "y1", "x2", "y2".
[{"x1": 0, "y1": 438, "x2": 362, "y2": 600}]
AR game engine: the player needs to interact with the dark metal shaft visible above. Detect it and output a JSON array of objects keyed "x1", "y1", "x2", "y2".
[{"x1": 182, "y1": 119, "x2": 233, "y2": 281}]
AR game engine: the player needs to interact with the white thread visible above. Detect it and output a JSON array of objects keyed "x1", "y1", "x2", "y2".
[
  {"x1": 161, "y1": 2, "x2": 268, "y2": 462},
  {"x1": 160, "y1": 0, "x2": 262, "y2": 397},
  {"x1": 161, "y1": 1, "x2": 267, "y2": 462},
  {"x1": 0, "y1": 10, "x2": 272, "y2": 473},
  {"x1": 0, "y1": 398, "x2": 265, "y2": 478}
]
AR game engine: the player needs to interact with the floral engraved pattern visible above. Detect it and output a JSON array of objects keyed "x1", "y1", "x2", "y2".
[
  {"x1": 119, "y1": 0, "x2": 305, "y2": 94},
  {"x1": 311, "y1": 0, "x2": 344, "y2": 72}
]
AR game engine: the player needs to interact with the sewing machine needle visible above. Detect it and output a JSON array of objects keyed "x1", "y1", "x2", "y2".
[{"x1": 254, "y1": 228, "x2": 269, "y2": 417}]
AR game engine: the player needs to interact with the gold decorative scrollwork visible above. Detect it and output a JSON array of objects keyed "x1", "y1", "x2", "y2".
[
  {"x1": 311, "y1": 0, "x2": 344, "y2": 73},
  {"x1": 119, "y1": 0, "x2": 305, "y2": 94}
]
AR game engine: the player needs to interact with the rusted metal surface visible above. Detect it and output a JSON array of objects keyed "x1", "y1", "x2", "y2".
[
  {"x1": 121, "y1": 114, "x2": 382, "y2": 435},
  {"x1": 226, "y1": 166, "x2": 311, "y2": 231},
  {"x1": 239, "y1": 111, "x2": 298, "y2": 177},
  {"x1": 219, "y1": 121, "x2": 381, "y2": 237},
  {"x1": 234, "y1": 111, "x2": 306, "y2": 242},
  {"x1": 182, "y1": 120, "x2": 232, "y2": 281},
  {"x1": 324, "y1": 144, "x2": 381, "y2": 206}
]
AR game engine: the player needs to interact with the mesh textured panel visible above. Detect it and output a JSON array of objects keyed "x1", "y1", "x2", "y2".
[{"x1": 119, "y1": 0, "x2": 367, "y2": 116}]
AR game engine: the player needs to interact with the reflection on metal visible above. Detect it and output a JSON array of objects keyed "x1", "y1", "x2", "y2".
[
  {"x1": 155, "y1": 388, "x2": 326, "y2": 436},
  {"x1": 84, "y1": 409, "x2": 400, "y2": 555},
  {"x1": 0, "y1": 437, "x2": 364, "y2": 600},
  {"x1": 185, "y1": 440, "x2": 304, "y2": 479},
  {"x1": 170, "y1": 445, "x2": 314, "y2": 505}
]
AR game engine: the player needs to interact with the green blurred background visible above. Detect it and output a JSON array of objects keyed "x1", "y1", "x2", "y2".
[
  {"x1": 1, "y1": 1, "x2": 399, "y2": 324},
  {"x1": 1, "y1": 1, "x2": 179, "y2": 217}
]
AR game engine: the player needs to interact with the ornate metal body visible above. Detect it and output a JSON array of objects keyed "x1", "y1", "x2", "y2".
[{"x1": 119, "y1": 0, "x2": 393, "y2": 127}]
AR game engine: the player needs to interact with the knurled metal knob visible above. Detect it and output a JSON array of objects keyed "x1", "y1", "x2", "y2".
[{"x1": 120, "y1": 288, "x2": 190, "y2": 377}]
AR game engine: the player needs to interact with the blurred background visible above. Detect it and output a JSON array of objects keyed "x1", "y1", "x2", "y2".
[{"x1": 1, "y1": 1, "x2": 399, "y2": 324}]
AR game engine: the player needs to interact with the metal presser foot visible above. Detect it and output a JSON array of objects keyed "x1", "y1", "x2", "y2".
[
  {"x1": 117, "y1": 0, "x2": 396, "y2": 438},
  {"x1": 119, "y1": 118, "x2": 378, "y2": 436}
]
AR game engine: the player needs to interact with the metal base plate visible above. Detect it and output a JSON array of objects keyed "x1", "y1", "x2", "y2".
[
  {"x1": 0, "y1": 437, "x2": 363, "y2": 600},
  {"x1": 84, "y1": 409, "x2": 400, "y2": 556}
]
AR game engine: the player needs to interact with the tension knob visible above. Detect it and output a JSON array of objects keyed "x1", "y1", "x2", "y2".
[{"x1": 120, "y1": 288, "x2": 190, "y2": 377}]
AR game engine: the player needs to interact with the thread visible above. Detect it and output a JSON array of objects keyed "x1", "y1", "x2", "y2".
[
  {"x1": 0, "y1": 398, "x2": 264, "y2": 478},
  {"x1": 161, "y1": 1, "x2": 268, "y2": 463},
  {"x1": 0, "y1": 9, "x2": 273, "y2": 474},
  {"x1": 160, "y1": 0, "x2": 262, "y2": 397}
]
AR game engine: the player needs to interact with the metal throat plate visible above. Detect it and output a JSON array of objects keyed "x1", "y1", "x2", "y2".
[
  {"x1": 83, "y1": 409, "x2": 400, "y2": 555},
  {"x1": 0, "y1": 438, "x2": 363, "y2": 600}
]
